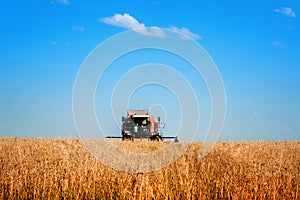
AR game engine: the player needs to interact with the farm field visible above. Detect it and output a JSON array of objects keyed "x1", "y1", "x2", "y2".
[{"x1": 0, "y1": 138, "x2": 299, "y2": 199}]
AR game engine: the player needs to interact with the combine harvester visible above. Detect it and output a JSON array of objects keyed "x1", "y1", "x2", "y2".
[{"x1": 107, "y1": 109, "x2": 178, "y2": 142}]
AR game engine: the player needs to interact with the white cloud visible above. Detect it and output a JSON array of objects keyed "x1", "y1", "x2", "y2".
[
  {"x1": 275, "y1": 7, "x2": 296, "y2": 18},
  {"x1": 170, "y1": 26, "x2": 202, "y2": 40},
  {"x1": 72, "y1": 26, "x2": 85, "y2": 32},
  {"x1": 272, "y1": 41, "x2": 287, "y2": 48},
  {"x1": 49, "y1": 40, "x2": 57, "y2": 45},
  {"x1": 102, "y1": 13, "x2": 143, "y2": 30},
  {"x1": 51, "y1": 0, "x2": 70, "y2": 6},
  {"x1": 101, "y1": 13, "x2": 166, "y2": 38},
  {"x1": 101, "y1": 13, "x2": 202, "y2": 40},
  {"x1": 146, "y1": 26, "x2": 166, "y2": 38},
  {"x1": 59, "y1": 0, "x2": 70, "y2": 5}
]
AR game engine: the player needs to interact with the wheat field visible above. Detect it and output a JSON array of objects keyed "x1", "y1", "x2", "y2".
[{"x1": 0, "y1": 138, "x2": 299, "y2": 199}]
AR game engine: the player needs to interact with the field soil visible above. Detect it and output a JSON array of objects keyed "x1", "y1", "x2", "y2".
[{"x1": 0, "y1": 138, "x2": 299, "y2": 199}]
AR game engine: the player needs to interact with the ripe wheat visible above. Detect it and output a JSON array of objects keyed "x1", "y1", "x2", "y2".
[{"x1": 0, "y1": 138, "x2": 299, "y2": 199}]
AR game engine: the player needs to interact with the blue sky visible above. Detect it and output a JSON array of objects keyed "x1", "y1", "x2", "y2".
[{"x1": 0, "y1": 0, "x2": 299, "y2": 140}]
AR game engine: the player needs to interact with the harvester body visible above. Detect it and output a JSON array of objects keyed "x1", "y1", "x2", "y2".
[
  {"x1": 106, "y1": 109, "x2": 178, "y2": 141},
  {"x1": 122, "y1": 109, "x2": 163, "y2": 141}
]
